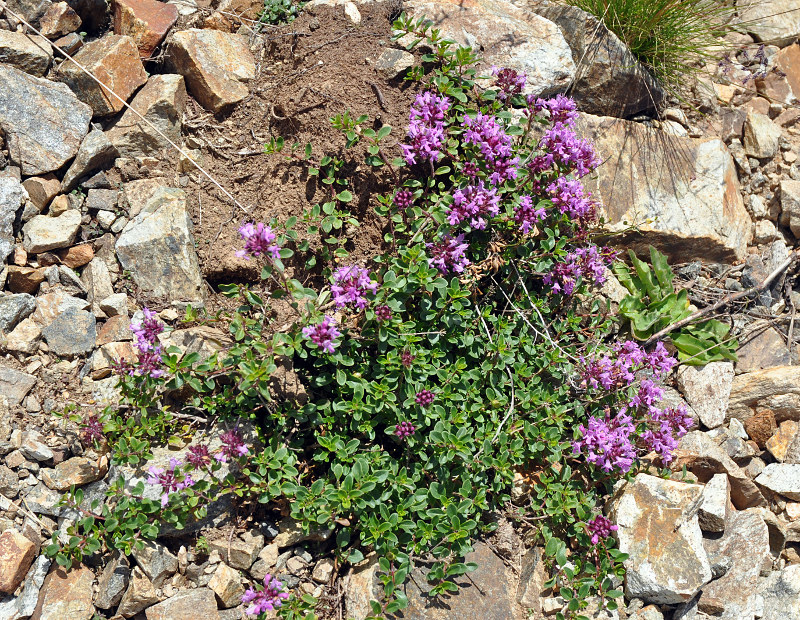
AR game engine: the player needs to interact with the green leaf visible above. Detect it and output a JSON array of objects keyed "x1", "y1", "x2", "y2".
[{"x1": 337, "y1": 190, "x2": 353, "y2": 203}]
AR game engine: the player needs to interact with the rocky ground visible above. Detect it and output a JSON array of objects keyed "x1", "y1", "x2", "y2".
[{"x1": 0, "y1": 0, "x2": 800, "y2": 618}]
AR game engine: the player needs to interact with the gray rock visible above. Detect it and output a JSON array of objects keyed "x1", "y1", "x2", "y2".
[
  {"x1": 20, "y1": 431, "x2": 54, "y2": 461},
  {"x1": 578, "y1": 115, "x2": 752, "y2": 262},
  {"x1": 94, "y1": 551, "x2": 130, "y2": 609},
  {"x1": 115, "y1": 187, "x2": 203, "y2": 302},
  {"x1": 85, "y1": 188, "x2": 118, "y2": 212},
  {"x1": 698, "y1": 473, "x2": 729, "y2": 533},
  {"x1": 741, "y1": 0, "x2": 800, "y2": 47},
  {"x1": 61, "y1": 127, "x2": 118, "y2": 192},
  {"x1": 0, "y1": 367, "x2": 36, "y2": 407},
  {"x1": 756, "y1": 464, "x2": 800, "y2": 500},
  {"x1": 736, "y1": 323, "x2": 793, "y2": 373},
  {"x1": 0, "y1": 293, "x2": 36, "y2": 333},
  {"x1": 42, "y1": 307, "x2": 96, "y2": 357},
  {"x1": 207, "y1": 562, "x2": 244, "y2": 609},
  {"x1": 0, "y1": 30, "x2": 52, "y2": 76},
  {"x1": 21, "y1": 482, "x2": 63, "y2": 517},
  {"x1": 529, "y1": 2, "x2": 663, "y2": 116},
  {"x1": 0, "y1": 466, "x2": 19, "y2": 499},
  {"x1": 16, "y1": 554, "x2": 51, "y2": 618},
  {"x1": 272, "y1": 517, "x2": 333, "y2": 548},
  {"x1": 142, "y1": 587, "x2": 221, "y2": 620},
  {"x1": 677, "y1": 362, "x2": 734, "y2": 429},
  {"x1": 207, "y1": 532, "x2": 263, "y2": 570},
  {"x1": 611, "y1": 474, "x2": 711, "y2": 605},
  {"x1": 744, "y1": 112, "x2": 782, "y2": 159},
  {"x1": 780, "y1": 178, "x2": 800, "y2": 238},
  {"x1": 4, "y1": 0, "x2": 53, "y2": 23},
  {"x1": 729, "y1": 367, "x2": 800, "y2": 423},
  {"x1": 22, "y1": 210, "x2": 82, "y2": 253},
  {"x1": 0, "y1": 177, "x2": 28, "y2": 264},
  {"x1": 106, "y1": 74, "x2": 187, "y2": 158},
  {"x1": 80, "y1": 257, "x2": 114, "y2": 316},
  {"x1": 374, "y1": 49, "x2": 414, "y2": 79},
  {"x1": 131, "y1": 540, "x2": 178, "y2": 588},
  {"x1": 759, "y1": 564, "x2": 800, "y2": 620},
  {"x1": 404, "y1": 0, "x2": 575, "y2": 98},
  {"x1": 117, "y1": 566, "x2": 158, "y2": 618},
  {"x1": 0, "y1": 64, "x2": 91, "y2": 176}
]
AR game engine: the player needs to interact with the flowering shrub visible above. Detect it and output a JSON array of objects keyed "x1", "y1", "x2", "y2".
[{"x1": 48, "y1": 17, "x2": 697, "y2": 620}]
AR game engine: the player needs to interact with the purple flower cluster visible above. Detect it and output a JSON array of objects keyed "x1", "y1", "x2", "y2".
[
  {"x1": 529, "y1": 93, "x2": 579, "y2": 126},
  {"x1": 514, "y1": 195, "x2": 546, "y2": 234},
  {"x1": 546, "y1": 176, "x2": 596, "y2": 220},
  {"x1": 186, "y1": 443, "x2": 212, "y2": 469},
  {"x1": 427, "y1": 234, "x2": 470, "y2": 274},
  {"x1": 331, "y1": 265, "x2": 378, "y2": 310},
  {"x1": 573, "y1": 411, "x2": 637, "y2": 473},
  {"x1": 302, "y1": 316, "x2": 341, "y2": 354},
  {"x1": 395, "y1": 421, "x2": 416, "y2": 438},
  {"x1": 401, "y1": 349, "x2": 415, "y2": 368},
  {"x1": 415, "y1": 390, "x2": 435, "y2": 406},
  {"x1": 642, "y1": 404, "x2": 693, "y2": 464},
  {"x1": 236, "y1": 222, "x2": 281, "y2": 261},
  {"x1": 374, "y1": 304, "x2": 393, "y2": 322},
  {"x1": 492, "y1": 66, "x2": 526, "y2": 102},
  {"x1": 587, "y1": 515, "x2": 618, "y2": 545},
  {"x1": 242, "y1": 573, "x2": 290, "y2": 616},
  {"x1": 119, "y1": 308, "x2": 165, "y2": 379},
  {"x1": 146, "y1": 458, "x2": 195, "y2": 508},
  {"x1": 539, "y1": 124, "x2": 599, "y2": 177},
  {"x1": 581, "y1": 341, "x2": 673, "y2": 392},
  {"x1": 543, "y1": 245, "x2": 617, "y2": 296},
  {"x1": 400, "y1": 91, "x2": 450, "y2": 166},
  {"x1": 218, "y1": 428, "x2": 250, "y2": 462},
  {"x1": 394, "y1": 189, "x2": 414, "y2": 210},
  {"x1": 462, "y1": 111, "x2": 519, "y2": 185},
  {"x1": 80, "y1": 413, "x2": 105, "y2": 446},
  {"x1": 447, "y1": 182, "x2": 501, "y2": 229}
]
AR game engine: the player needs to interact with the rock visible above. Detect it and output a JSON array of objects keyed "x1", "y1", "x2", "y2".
[
  {"x1": 6, "y1": 266, "x2": 46, "y2": 295},
  {"x1": 208, "y1": 562, "x2": 244, "y2": 608},
  {"x1": 31, "y1": 290, "x2": 89, "y2": 328},
  {"x1": 22, "y1": 210, "x2": 82, "y2": 253},
  {"x1": 0, "y1": 65, "x2": 92, "y2": 176},
  {"x1": 99, "y1": 293, "x2": 129, "y2": 317},
  {"x1": 58, "y1": 243, "x2": 94, "y2": 268},
  {"x1": 22, "y1": 483, "x2": 63, "y2": 517},
  {"x1": 701, "y1": 509, "x2": 770, "y2": 620},
  {"x1": 578, "y1": 114, "x2": 752, "y2": 262},
  {"x1": 516, "y1": 547, "x2": 546, "y2": 612},
  {"x1": 167, "y1": 29, "x2": 255, "y2": 113},
  {"x1": 529, "y1": 2, "x2": 663, "y2": 116},
  {"x1": 29, "y1": 565, "x2": 94, "y2": 620},
  {"x1": 672, "y1": 431, "x2": 766, "y2": 509},
  {"x1": 0, "y1": 530, "x2": 36, "y2": 593},
  {"x1": 611, "y1": 474, "x2": 711, "y2": 604},
  {"x1": 106, "y1": 74, "x2": 186, "y2": 158},
  {"x1": 756, "y1": 464, "x2": 800, "y2": 500},
  {"x1": 374, "y1": 48, "x2": 414, "y2": 79},
  {"x1": 3, "y1": 0, "x2": 54, "y2": 24},
  {"x1": 42, "y1": 307, "x2": 96, "y2": 357},
  {"x1": 736, "y1": 324, "x2": 793, "y2": 372},
  {"x1": 39, "y1": 1, "x2": 82, "y2": 38},
  {"x1": 131, "y1": 540, "x2": 178, "y2": 587},
  {"x1": 81, "y1": 258, "x2": 114, "y2": 316},
  {"x1": 53, "y1": 32, "x2": 83, "y2": 54},
  {"x1": 741, "y1": 0, "x2": 800, "y2": 47},
  {"x1": 116, "y1": 566, "x2": 158, "y2": 617},
  {"x1": 40, "y1": 456, "x2": 103, "y2": 491},
  {"x1": 0, "y1": 30, "x2": 53, "y2": 76},
  {"x1": 47, "y1": 194, "x2": 72, "y2": 217},
  {"x1": 312, "y1": 557, "x2": 335, "y2": 584},
  {"x1": 0, "y1": 465, "x2": 19, "y2": 498},
  {"x1": 698, "y1": 473, "x2": 729, "y2": 533},
  {"x1": 272, "y1": 517, "x2": 333, "y2": 548},
  {"x1": 249, "y1": 543, "x2": 278, "y2": 581},
  {"x1": 20, "y1": 431, "x2": 54, "y2": 461},
  {"x1": 677, "y1": 362, "x2": 734, "y2": 429},
  {"x1": 16, "y1": 555, "x2": 51, "y2": 618},
  {"x1": 94, "y1": 551, "x2": 130, "y2": 609},
  {"x1": 91, "y1": 341, "x2": 136, "y2": 377},
  {"x1": 729, "y1": 367, "x2": 800, "y2": 423},
  {"x1": 207, "y1": 532, "x2": 263, "y2": 570},
  {"x1": 390, "y1": 541, "x2": 520, "y2": 619},
  {"x1": 96, "y1": 315, "x2": 133, "y2": 346},
  {"x1": 22, "y1": 175, "x2": 60, "y2": 211},
  {"x1": 405, "y1": 0, "x2": 574, "y2": 98},
  {"x1": 115, "y1": 187, "x2": 203, "y2": 302},
  {"x1": 55, "y1": 34, "x2": 148, "y2": 117},
  {"x1": 780, "y1": 178, "x2": 800, "y2": 238},
  {"x1": 5, "y1": 318, "x2": 43, "y2": 354},
  {"x1": 144, "y1": 587, "x2": 220, "y2": 620},
  {"x1": 113, "y1": 0, "x2": 179, "y2": 58},
  {"x1": 1, "y1": 177, "x2": 28, "y2": 264},
  {"x1": 0, "y1": 367, "x2": 36, "y2": 407},
  {"x1": 759, "y1": 564, "x2": 800, "y2": 620},
  {"x1": 61, "y1": 127, "x2": 118, "y2": 192},
  {"x1": 744, "y1": 112, "x2": 782, "y2": 159},
  {"x1": 767, "y1": 421, "x2": 800, "y2": 462}
]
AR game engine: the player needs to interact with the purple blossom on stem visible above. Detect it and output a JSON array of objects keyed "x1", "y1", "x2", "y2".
[
  {"x1": 302, "y1": 316, "x2": 341, "y2": 354},
  {"x1": 395, "y1": 421, "x2": 416, "y2": 438},
  {"x1": 539, "y1": 124, "x2": 599, "y2": 177},
  {"x1": 146, "y1": 458, "x2": 195, "y2": 508},
  {"x1": 547, "y1": 177, "x2": 596, "y2": 220},
  {"x1": 242, "y1": 573, "x2": 290, "y2": 617},
  {"x1": 393, "y1": 189, "x2": 414, "y2": 210},
  {"x1": 331, "y1": 265, "x2": 378, "y2": 310},
  {"x1": 543, "y1": 246, "x2": 616, "y2": 296},
  {"x1": 374, "y1": 305, "x2": 393, "y2": 322},
  {"x1": 400, "y1": 91, "x2": 450, "y2": 166},
  {"x1": 462, "y1": 111, "x2": 519, "y2": 185},
  {"x1": 427, "y1": 234, "x2": 470, "y2": 274},
  {"x1": 642, "y1": 404, "x2": 694, "y2": 464},
  {"x1": 572, "y1": 412, "x2": 637, "y2": 473},
  {"x1": 117, "y1": 308, "x2": 165, "y2": 379},
  {"x1": 447, "y1": 182, "x2": 501, "y2": 229},
  {"x1": 401, "y1": 349, "x2": 415, "y2": 368},
  {"x1": 236, "y1": 222, "x2": 281, "y2": 261},
  {"x1": 514, "y1": 195, "x2": 546, "y2": 234},
  {"x1": 531, "y1": 94, "x2": 579, "y2": 126},
  {"x1": 415, "y1": 390, "x2": 435, "y2": 406},
  {"x1": 587, "y1": 515, "x2": 618, "y2": 545},
  {"x1": 80, "y1": 413, "x2": 105, "y2": 445},
  {"x1": 492, "y1": 66, "x2": 527, "y2": 102},
  {"x1": 217, "y1": 428, "x2": 250, "y2": 463},
  {"x1": 186, "y1": 444, "x2": 212, "y2": 469}
]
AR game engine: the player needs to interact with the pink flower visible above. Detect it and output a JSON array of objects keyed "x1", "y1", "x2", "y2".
[{"x1": 236, "y1": 222, "x2": 281, "y2": 261}]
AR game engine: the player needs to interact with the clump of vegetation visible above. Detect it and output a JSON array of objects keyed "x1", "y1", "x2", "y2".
[
  {"x1": 259, "y1": 0, "x2": 306, "y2": 25},
  {"x1": 48, "y1": 15, "x2": 704, "y2": 620},
  {"x1": 565, "y1": 0, "x2": 735, "y2": 93}
]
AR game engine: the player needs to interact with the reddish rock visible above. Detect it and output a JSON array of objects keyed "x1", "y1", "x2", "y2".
[
  {"x1": 113, "y1": 0, "x2": 179, "y2": 59},
  {"x1": 55, "y1": 34, "x2": 148, "y2": 117},
  {"x1": 12, "y1": 246, "x2": 27, "y2": 266},
  {"x1": 58, "y1": 244, "x2": 94, "y2": 269},
  {"x1": 745, "y1": 410, "x2": 778, "y2": 449},
  {"x1": 0, "y1": 529, "x2": 36, "y2": 593},
  {"x1": 22, "y1": 174, "x2": 60, "y2": 211},
  {"x1": 39, "y1": 2, "x2": 83, "y2": 39},
  {"x1": 96, "y1": 315, "x2": 133, "y2": 346},
  {"x1": 52, "y1": 33, "x2": 84, "y2": 55},
  {"x1": 41, "y1": 457, "x2": 105, "y2": 491},
  {"x1": 30, "y1": 566, "x2": 95, "y2": 620},
  {"x1": 6, "y1": 266, "x2": 46, "y2": 294}
]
